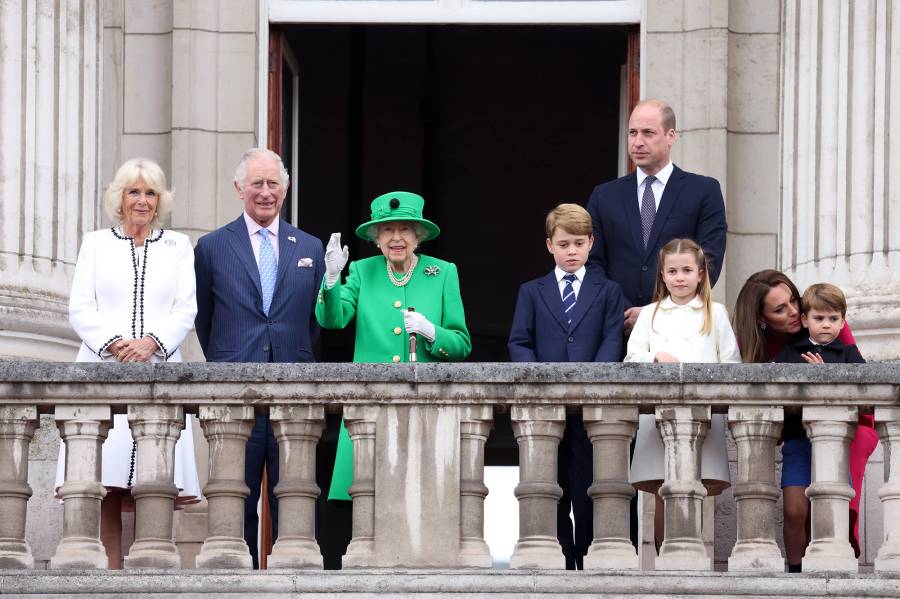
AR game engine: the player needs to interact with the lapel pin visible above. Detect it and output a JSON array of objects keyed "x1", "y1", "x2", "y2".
[{"x1": 288, "y1": 236, "x2": 296, "y2": 243}]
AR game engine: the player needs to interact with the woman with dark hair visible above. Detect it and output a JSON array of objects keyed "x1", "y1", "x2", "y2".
[{"x1": 733, "y1": 269, "x2": 876, "y2": 572}]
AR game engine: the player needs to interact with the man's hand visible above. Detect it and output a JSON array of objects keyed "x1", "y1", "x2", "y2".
[
  {"x1": 116, "y1": 337, "x2": 159, "y2": 362},
  {"x1": 324, "y1": 232, "x2": 349, "y2": 288},
  {"x1": 404, "y1": 311, "x2": 436, "y2": 343},
  {"x1": 624, "y1": 306, "x2": 642, "y2": 334},
  {"x1": 654, "y1": 351, "x2": 680, "y2": 363},
  {"x1": 801, "y1": 351, "x2": 825, "y2": 364}
]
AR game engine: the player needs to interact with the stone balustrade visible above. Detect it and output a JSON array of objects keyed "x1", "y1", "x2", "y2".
[{"x1": 1, "y1": 362, "x2": 899, "y2": 582}]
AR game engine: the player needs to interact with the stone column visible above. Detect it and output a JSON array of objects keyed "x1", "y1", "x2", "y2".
[
  {"x1": 874, "y1": 407, "x2": 900, "y2": 572},
  {"x1": 781, "y1": 0, "x2": 900, "y2": 361},
  {"x1": 342, "y1": 406, "x2": 379, "y2": 568},
  {"x1": 802, "y1": 406, "x2": 858, "y2": 572},
  {"x1": 509, "y1": 405, "x2": 565, "y2": 570},
  {"x1": 0, "y1": 0, "x2": 100, "y2": 360},
  {"x1": 582, "y1": 405, "x2": 639, "y2": 570},
  {"x1": 123, "y1": 405, "x2": 184, "y2": 569},
  {"x1": 195, "y1": 405, "x2": 254, "y2": 569},
  {"x1": 727, "y1": 406, "x2": 784, "y2": 571},
  {"x1": 50, "y1": 405, "x2": 110, "y2": 569},
  {"x1": 459, "y1": 406, "x2": 493, "y2": 568},
  {"x1": 267, "y1": 405, "x2": 325, "y2": 570},
  {"x1": 0, "y1": 406, "x2": 38, "y2": 569},
  {"x1": 655, "y1": 406, "x2": 712, "y2": 571}
]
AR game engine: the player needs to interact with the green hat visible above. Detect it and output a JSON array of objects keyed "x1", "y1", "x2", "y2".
[{"x1": 354, "y1": 191, "x2": 441, "y2": 242}]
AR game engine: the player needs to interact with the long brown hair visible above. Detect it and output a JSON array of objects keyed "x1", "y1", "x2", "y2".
[
  {"x1": 732, "y1": 269, "x2": 802, "y2": 363},
  {"x1": 651, "y1": 238, "x2": 713, "y2": 335}
]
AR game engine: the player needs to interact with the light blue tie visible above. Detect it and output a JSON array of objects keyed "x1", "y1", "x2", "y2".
[
  {"x1": 562, "y1": 273, "x2": 577, "y2": 326},
  {"x1": 259, "y1": 228, "x2": 277, "y2": 316}
]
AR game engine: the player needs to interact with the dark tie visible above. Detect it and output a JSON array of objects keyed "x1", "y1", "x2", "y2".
[
  {"x1": 640, "y1": 175, "x2": 657, "y2": 247},
  {"x1": 562, "y1": 273, "x2": 577, "y2": 326}
]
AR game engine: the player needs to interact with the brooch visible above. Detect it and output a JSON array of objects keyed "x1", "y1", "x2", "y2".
[{"x1": 423, "y1": 265, "x2": 440, "y2": 277}]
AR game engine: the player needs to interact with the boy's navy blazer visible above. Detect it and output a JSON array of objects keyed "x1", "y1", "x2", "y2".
[
  {"x1": 586, "y1": 165, "x2": 727, "y2": 307},
  {"x1": 508, "y1": 266, "x2": 624, "y2": 362},
  {"x1": 194, "y1": 215, "x2": 325, "y2": 363}
]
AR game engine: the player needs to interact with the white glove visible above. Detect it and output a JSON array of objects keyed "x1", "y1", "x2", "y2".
[
  {"x1": 404, "y1": 311, "x2": 436, "y2": 343},
  {"x1": 324, "y1": 232, "x2": 349, "y2": 288}
]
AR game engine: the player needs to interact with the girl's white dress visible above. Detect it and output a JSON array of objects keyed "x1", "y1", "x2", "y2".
[
  {"x1": 625, "y1": 295, "x2": 741, "y2": 495},
  {"x1": 55, "y1": 227, "x2": 202, "y2": 503}
]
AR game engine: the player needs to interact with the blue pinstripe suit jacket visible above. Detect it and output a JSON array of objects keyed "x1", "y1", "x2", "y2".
[{"x1": 194, "y1": 215, "x2": 325, "y2": 363}]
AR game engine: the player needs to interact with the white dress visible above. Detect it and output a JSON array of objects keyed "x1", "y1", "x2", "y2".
[
  {"x1": 55, "y1": 227, "x2": 202, "y2": 503},
  {"x1": 625, "y1": 296, "x2": 741, "y2": 496}
]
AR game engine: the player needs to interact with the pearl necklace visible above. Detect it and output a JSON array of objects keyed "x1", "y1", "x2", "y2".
[{"x1": 387, "y1": 254, "x2": 418, "y2": 287}]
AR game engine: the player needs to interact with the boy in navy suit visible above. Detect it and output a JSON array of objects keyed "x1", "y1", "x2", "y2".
[{"x1": 508, "y1": 203, "x2": 625, "y2": 569}]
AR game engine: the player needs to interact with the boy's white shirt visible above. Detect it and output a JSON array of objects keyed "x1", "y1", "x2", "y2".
[{"x1": 624, "y1": 295, "x2": 742, "y2": 363}]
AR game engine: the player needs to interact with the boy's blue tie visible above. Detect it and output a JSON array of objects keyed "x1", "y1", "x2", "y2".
[
  {"x1": 562, "y1": 273, "x2": 577, "y2": 325},
  {"x1": 259, "y1": 228, "x2": 277, "y2": 316}
]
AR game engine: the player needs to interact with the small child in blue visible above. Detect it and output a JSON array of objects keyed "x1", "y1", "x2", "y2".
[
  {"x1": 508, "y1": 203, "x2": 626, "y2": 570},
  {"x1": 774, "y1": 282, "x2": 864, "y2": 573}
]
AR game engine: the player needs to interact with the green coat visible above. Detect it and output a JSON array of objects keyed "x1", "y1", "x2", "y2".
[{"x1": 316, "y1": 253, "x2": 471, "y2": 499}]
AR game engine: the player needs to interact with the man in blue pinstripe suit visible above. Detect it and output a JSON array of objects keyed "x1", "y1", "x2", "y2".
[{"x1": 194, "y1": 148, "x2": 325, "y2": 568}]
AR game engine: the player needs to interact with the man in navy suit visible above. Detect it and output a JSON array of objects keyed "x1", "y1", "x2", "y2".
[
  {"x1": 194, "y1": 148, "x2": 325, "y2": 568},
  {"x1": 587, "y1": 99, "x2": 727, "y2": 333},
  {"x1": 508, "y1": 203, "x2": 625, "y2": 569}
]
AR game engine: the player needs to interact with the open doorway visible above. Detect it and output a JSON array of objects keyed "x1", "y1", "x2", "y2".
[{"x1": 272, "y1": 24, "x2": 633, "y2": 362}]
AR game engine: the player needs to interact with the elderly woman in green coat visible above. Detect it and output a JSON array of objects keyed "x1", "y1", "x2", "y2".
[{"x1": 317, "y1": 191, "x2": 472, "y2": 500}]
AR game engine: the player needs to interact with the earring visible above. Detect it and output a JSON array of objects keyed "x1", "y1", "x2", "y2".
[{"x1": 759, "y1": 321, "x2": 767, "y2": 331}]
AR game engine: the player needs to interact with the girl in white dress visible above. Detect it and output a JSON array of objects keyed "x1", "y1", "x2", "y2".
[
  {"x1": 56, "y1": 158, "x2": 202, "y2": 568},
  {"x1": 625, "y1": 238, "x2": 741, "y2": 550}
]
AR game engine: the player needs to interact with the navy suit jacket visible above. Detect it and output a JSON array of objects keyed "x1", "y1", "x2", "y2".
[
  {"x1": 194, "y1": 215, "x2": 325, "y2": 363},
  {"x1": 586, "y1": 165, "x2": 727, "y2": 307},
  {"x1": 508, "y1": 267, "x2": 625, "y2": 362}
]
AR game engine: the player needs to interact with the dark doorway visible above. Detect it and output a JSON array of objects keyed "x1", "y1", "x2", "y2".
[{"x1": 279, "y1": 24, "x2": 630, "y2": 362}]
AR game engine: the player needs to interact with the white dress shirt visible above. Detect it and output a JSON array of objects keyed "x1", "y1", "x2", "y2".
[
  {"x1": 636, "y1": 161, "x2": 674, "y2": 211},
  {"x1": 243, "y1": 211, "x2": 280, "y2": 265},
  {"x1": 554, "y1": 265, "x2": 586, "y2": 299},
  {"x1": 624, "y1": 295, "x2": 742, "y2": 363}
]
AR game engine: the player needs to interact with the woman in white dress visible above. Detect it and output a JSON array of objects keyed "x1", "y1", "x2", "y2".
[{"x1": 56, "y1": 158, "x2": 202, "y2": 568}]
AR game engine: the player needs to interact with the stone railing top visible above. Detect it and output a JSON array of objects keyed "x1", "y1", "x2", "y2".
[{"x1": 0, "y1": 362, "x2": 897, "y2": 411}]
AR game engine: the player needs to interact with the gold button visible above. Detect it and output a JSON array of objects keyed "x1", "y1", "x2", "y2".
[
  {"x1": 393, "y1": 300, "x2": 402, "y2": 308},
  {"x1": 393, "y1": 326, "x2": 402, "y2": 335},
  {"x1": 392, "y1": 355, "x2": 401, "y2": 363}
]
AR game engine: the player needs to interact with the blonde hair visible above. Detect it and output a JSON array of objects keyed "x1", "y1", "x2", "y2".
[
  {"x1": 545, "y1": 203, "x2": 593, "y2": 238},
  {"x1": 801, "y1": 283, "x2": 847, "y2": 317},
  {"x1": 103, "y1": 158, "x2": 173, "y2": 226},
  {"x1": 651, "y1": 238, "x2": 713, "y2": 335}
]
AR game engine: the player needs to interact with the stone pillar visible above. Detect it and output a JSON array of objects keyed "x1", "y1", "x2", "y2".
[
  {"x1": 0, "y1": 0, "x2": 100, "y2": 360},
  {"x1": 874, "y1": 407, "x2": 900, "y2": 572},
  {"x1": 655, "y1": 406, "x2": 712, "y2": 571},
  {"x1": 727, "y1": 406, "x2": 784, "y2": 571},
  {"x1": 342, "y1": 406, "x2": 379, "y2": 568},
  {"x1": 582, "y1": 405, "x2": 639, "y2": 570},
  {"x1": 123, "y1": 405, "x2": 184, "y2": 569},
  {"x1": 0, "y1": 406, "x2": 38, "y2": 569},
  {"x1": 267, "y1": 405, "x2": 325, "y2": 570},
  {"x1": 458, "y1": 406, "x2": 493, "y2": 568},
  {"x1": 802, "y1": 406, "x2": 858, "y2": 572},
  {"x1": 195, "y1": 405, "x2": 254, "y2": 569},
  {"x1": 509, "y1": 405, "x2": 565, "y2": 570},
  {"x1": 781, "y1": 0, "x2": 900, "y2": 361},
  {"x1": 50, "y1": 405, "x2": 110, "y2": 570}
]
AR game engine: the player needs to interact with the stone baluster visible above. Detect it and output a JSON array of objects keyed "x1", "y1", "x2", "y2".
[
  {"x1": 655, "y1": 406, "x2": 712, "y2": 571},
  {"x1": 0, "y1": 406, "x2": 38, "y2": 569},
  {"x1": 195, "y1": 405, "x2": 255, "y2": 569},
  {"x1": 51, "y1": 405, "x2": 111, "y2": 569},
  {"x1": 509, "y1": 405, "x2": 565, "y2": 569},
  {"x1": 582, "y1": 405, "x2": 639, "y2": 570},
  {"x1": 874, "y1": 407, "x2": 900, "y2": 572},
  {"x1": 727, "y1": 406, "x2": 784, "y2": 571},
  {"x1": 459, "y1": 406, "x2": 494, "y2": 567},
  {"x1": 267, "y1": 405, "x2": 325, "y2": 569},
  {"x1": 802, "y1": 406, "x2": 858, "y2": 572},
  {"x1": 123, "y1": 405, "x2": 184, "y2": 569},
  {"x1": 342, "y1": 406, "x2": 379, "y2": 568}
]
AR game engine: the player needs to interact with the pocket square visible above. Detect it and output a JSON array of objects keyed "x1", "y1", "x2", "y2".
[{"x1": 297, "y1": 258, "x2": 314, "y2": 267}]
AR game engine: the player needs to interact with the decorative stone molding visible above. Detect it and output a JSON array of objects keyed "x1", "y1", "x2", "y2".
[
  {"x1": 874, "y1": 407, "x2": 900, "y2": 572},
  {"x1": 0, "y1": 405, "x2": 38, "y2": 569},
  {"x1": 342, "y1": 405, "x2": 379, "y2": 569},
  {"x1": 458, "y1": 406, "x2": 494, "y2": 568}
]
